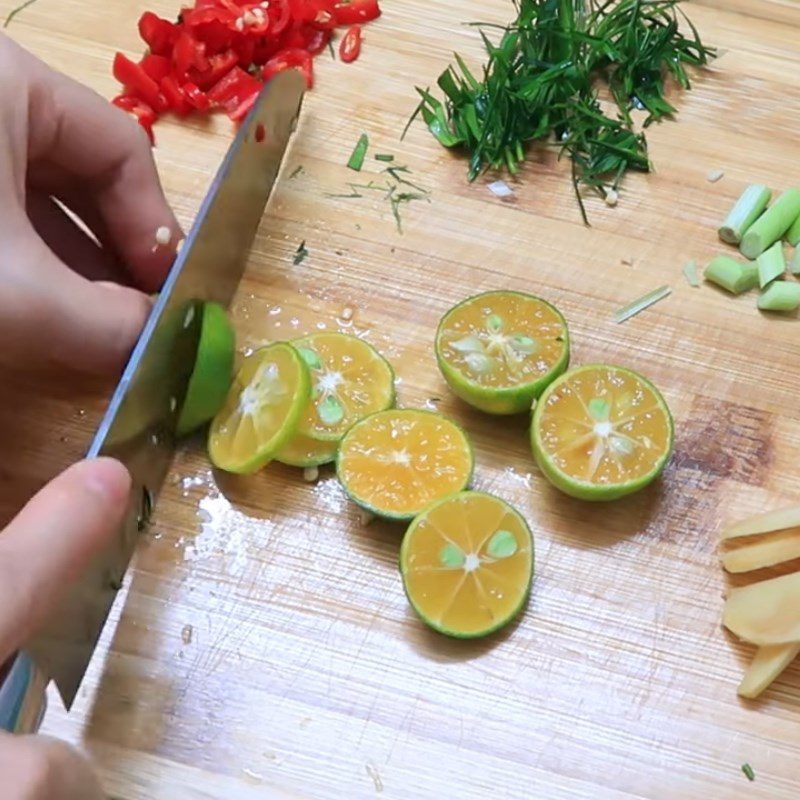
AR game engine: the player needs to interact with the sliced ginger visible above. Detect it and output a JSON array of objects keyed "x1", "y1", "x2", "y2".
[
  {"x1": 738, "y1": 643, "x2": 800, "y2": 699},
  {"x1": 720, "y1": 505, "x2": 800, "y2": 540},
  {"x1": 721, "y1": 529, "x2": 800, "y2": 573},
  {"x1": 723, "y1": 571, "x2": 800, "y2": 646}
]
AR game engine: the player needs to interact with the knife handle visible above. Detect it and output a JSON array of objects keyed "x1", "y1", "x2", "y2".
[{"x1": 0, "y1": 653, "x2": 48, "y2": 733}]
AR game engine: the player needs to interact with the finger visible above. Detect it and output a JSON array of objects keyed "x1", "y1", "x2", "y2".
[
  {"x1": 1, "y1": 228, "x2": 152, "y2": 374},
  {"x1": 22, "y1": 45, "x2": 181, "y2": 292},
  {"x1": 25, "y1": 191, "x2": 129, "y2": 284},
  {"x1": 0, "y1": 458, "x2": 130, "y2": 660},
  {"x1": 0, "y1": 733, "x2": 105, "y2": 800}
]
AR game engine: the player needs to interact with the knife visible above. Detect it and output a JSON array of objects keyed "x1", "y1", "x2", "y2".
[{"x1": 0, "y1": 69, "x2": 306, "y2": 731}]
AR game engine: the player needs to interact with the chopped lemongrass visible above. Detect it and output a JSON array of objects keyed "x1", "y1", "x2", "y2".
[
  {"x1": 374, "y1": 154, "x2": 394, "y2": 162},
  {"x1": 758, "y1": 280, "x2": 800, "y2": 312},
  {"x1": 704, "y1": 256, "x2": 758, "y2": 294},
  {"x1": 604, "y1": 188, "x2": 619, "y2": 207},
  {"x1": 707, "y1": 169, "x2": 724, "y2": 183},
  {"x1": 718, "y1": 184, "x2": 771, "y2": 245},
  {"x1": 488, "y1": 180, "x2": 514, "y2": 198},
  {"x1": 347, "y1": 133, "x2": 369, "y2": 171},
  {"x1": 721, "y1": 506, "x2": 800, "y2": 540},
  {"x1": 613, "y1": 285, "x2": 671, "y2": 324},
  {"x1": 740, "y1": 188, "x2": 800, "y2": 259},
  {"x1": 293, "y1": 240, "x2": 309, "y2": 266},
  {"x1": 756, "y1": 241, "x2": 785, "y2": 288},
  {"x1": 788, "y1": 208, "x2": 800, "y2": 246},
  {"x1": 791, "y1": 247, "x2": 800, "y2": 276},
  {"x1": 682, "y1": 260, "x2": 700, "y2": 287}
]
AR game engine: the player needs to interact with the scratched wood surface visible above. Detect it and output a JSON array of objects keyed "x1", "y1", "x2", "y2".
[{"x1": 1, "y1": 0, "x2": 800, "y2": 797}]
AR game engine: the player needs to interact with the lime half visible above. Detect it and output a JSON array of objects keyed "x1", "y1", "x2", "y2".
[
  {"x1": 436, "y1": 291, "x2": 569, "y2": 415},
  {"x1": 208, "y1": 342, "x2": 310, "y2": 474},
  {"x1": 276, "y1": 432, "x2": 338, "y2": 468},
  {"x1": 531, "y1": 364, "x2": 674, "y2": 500},
  {"x1": 337, "y1": 409, "x2": 473, "y2": 520},
  {"x1": 401, "y1": 491, "x2": 534, "y2": 638},
  {"x1": 176, "y1": 302, "x2": 236, "y2": 436}
]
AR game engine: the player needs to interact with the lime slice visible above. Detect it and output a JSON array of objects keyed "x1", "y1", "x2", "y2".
[
  {"x1": 294, "y1": 332, "x2": 395, "y2": 442},
  {"x1": 400, "y1": 491, "x2": 534, "y2": 638},
  {"x1": 435, "y1": 291, "x2": 569, "y2": 415},
  {"x1": 208, "y1": 342, "x2": 310, "y2": 474},
  {"x1": 337, "y1": 409, "x2": 473, "y2": 520},
  {"x1": 276, "y1": 432, "x2": 338, "y2": 467},
  {"x1": 530, "y1": 364, "x2": 674, "y2": 500},
  {"x1": 176, "y1": 302, "x2": 236, "y2": 436}
]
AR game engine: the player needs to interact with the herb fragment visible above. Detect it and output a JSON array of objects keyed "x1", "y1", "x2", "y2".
[
  {"x1": 375, "y1": 153, "x2": 395, "y2": 162},
  {"x1": 408, "y1": 0, "x2": 715, "y2": 222},
  {"x1": 741, "y1": 763, "x2": 755, "y2": 782},
  {"x1": 347, "y1": 133, "x2": 369, "y2": 171},
  {"x1": 3, "y1": 0, "x2": 39, "y2": 27},
  {"x1": 682, "y1": 260, "x2": 699, "y2": 287},
  {"x1": 293, "y1": 240, "x2": 309, "y2": 266},
  {"x1": 289, "y1": 165, "x2": 304, "y2": 179},
  {"x1": 614, "y1": 285, "x2": 671, "y2": 323}
]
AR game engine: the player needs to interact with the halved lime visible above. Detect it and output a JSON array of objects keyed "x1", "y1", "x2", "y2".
[
  {"x1": 337, "y1": 409, "x2": 473, "y2": 520},
  {"x1": 294, "y1": 332, "x2": 395, "y2": 442},
  {"x1": 176, "y1": 302, "x2": 236, "y2": 436},
  {"x1": 531, "y1": 364, "x2": 674, "y2": 500},
  {"x1": 276, "y1": 432, "x2": 338, "y2": 467},
  {"x1": 435, "y1": 291, "x2": 569, "y2": 415},
  {"x1": 208, "y1": 342, "x2": 310, "y2": 474},
  {"x1": 400, "y1": 491, "x2": 534, "y2": 638}
]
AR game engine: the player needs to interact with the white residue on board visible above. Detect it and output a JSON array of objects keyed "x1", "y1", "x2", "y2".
[{"x1": 313, "y1": 478, "x2": 347, "y2": 513}]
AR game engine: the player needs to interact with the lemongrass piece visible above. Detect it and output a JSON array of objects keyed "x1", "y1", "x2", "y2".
[
  {"x1": 704, "y1": 256, "x2": 758, "y2": 294},
  {"x1": 721, "y1": 529, "x2": 800, "y2": 572},
  {"x1": 738, "y1": 643, "x2": 800, "y2": 699},
  {"x1": 723, "y1": 571, "x2": 800, "y2": 645},
  {"x1": 758, "y1": 280, "x2": 800, "y2": 312},
  {"x1": 790, "y1": 247, "x2": 800, "y2": 276},
  {"x1": 613, "y1": 285, "x2": 671, "y2": 323},
  {"x1": 788, "y1": 207, "x2": 800, "y2": 246},
  {"x1": 682, "y1": 260, "x2": 700, "y2": 287},
  {"x1": 756, "y1": 241, "x2": 785, "y2": 288},
  {"x1": 721, "y1": 506, "x2": 800, "y2": 540},
  {"x1": 718, "y1": 184, "x2": 771, "y2": 245},
  {"x1": 740, "y1": 188, "x2": 800, "y2": 259}
]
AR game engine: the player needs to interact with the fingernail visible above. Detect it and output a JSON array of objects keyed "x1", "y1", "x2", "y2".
[{"x1": 83, "y1": 458, "x2": 132, "y2": 506}]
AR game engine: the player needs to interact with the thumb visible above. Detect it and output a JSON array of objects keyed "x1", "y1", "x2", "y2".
[
  {"x1": 1, "y1": 227, "x2": 152, "y2": 375},
  {"x1": 0, "y1": 458, "x2": 130, "y2": 660}
]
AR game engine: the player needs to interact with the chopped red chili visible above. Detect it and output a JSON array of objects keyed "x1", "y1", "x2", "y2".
[{"x1": 114, "y1": 0, "x2": 381, "y2": 140}]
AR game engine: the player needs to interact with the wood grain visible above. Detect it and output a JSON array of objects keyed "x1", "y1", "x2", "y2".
[{"x1": 1, "y1": 0, "x2": 800, "y2": 797}]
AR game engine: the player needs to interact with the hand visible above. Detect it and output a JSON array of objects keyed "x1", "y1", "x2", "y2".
[
  {"x1": 0, "y1": 33, "x2": 180, "y2": 375},
  {"x1": 0, "y1": 458, "x2": 131, "y2": 798}
]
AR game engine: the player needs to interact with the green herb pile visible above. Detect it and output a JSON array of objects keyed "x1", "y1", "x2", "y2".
[{"x1": 408, "y1": 0, "x2": 715, "y2": 222}]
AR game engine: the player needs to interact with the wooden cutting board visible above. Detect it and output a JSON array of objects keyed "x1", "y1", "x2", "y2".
[{"x1": 1, "y1": 0, "x2": 800, "y2": 797}]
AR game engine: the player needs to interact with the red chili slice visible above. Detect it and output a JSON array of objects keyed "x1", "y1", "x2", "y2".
[
  {"x1": 189, "y1": 49, "x2": 238, "y2": 90},
  {"x1": 173, "y1": 31, "x2": 209, "y2": 76},
  {"x1": 141, "y1": 53, "x2": 171, "y2": 82},
  {"x1": 339, "y1": 25, "x2": 361, "y2": 62},
  {"x1": 112, "y1": 95, "x2": 157, "y2": 143},
  {"x1": 332, "y1": 0, "x2": 380, "y2": 25},
  {"x1": 208, "y1": 66, "x2": 263, "y2": 121},
  {"x1": 138, "y1": 11, "x2": 177, "y2": 55},
  {"x1": 261, "y1": 48, "x2": 313, "y2": 89},
  {"x1": 113, "y1": 53, "x2": 165, "y2": 112},
  {"x1": 184, "y1": 81, "x2": 211, "y2": 110},
  {"x1": 161, "y1": 74, "x2": 192, "y2": 116}
]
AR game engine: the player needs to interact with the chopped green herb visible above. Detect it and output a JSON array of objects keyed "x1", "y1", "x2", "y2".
[
  {"x1": 682, "y1": 260, "x2": 700, "y2": 287},
  {"x1": 719, "y1": 184, "x2": 771, "y2": 245},
  {"x1": 327, "y1": 39, "x2": 336, "y2": 59},
  {"x1": 614, "y1": 285, "x2": 672, "y2": 324},
  {"x1": 704, "y1": 255, "x2": 758, "y2": 294},
  {"x1": 347, "y1": 133, "x2": 369, "y2": 171},
  {"x1": 790, "y1": 247, "x2": 800, "y2": 276},
  {"x1": 407, "y1": 0, "x2": 715, "y2": 223},
  {"x1": 758, "y1": 281, "x2": 800, "y2": 313},
  {"x1": 293, "y1": 240, "x2": 309, "y2": 266},
  {"x1": 787, "y1": 205, "x2": 800, "y2": 246},
  {"x1": 375, "y1": 153, "x2": 395, "y2": 162},
  {"x1": 289, "y1": 165, "x2": 304, "y2": 179},
  {"x1": 741, "y1": 763, "x2": 755, "y2": 782},
  {"x1": 3, "y1": 0, "x2": 39, "y2": 27}
]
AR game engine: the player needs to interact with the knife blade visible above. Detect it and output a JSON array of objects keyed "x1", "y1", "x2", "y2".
[{"x1": 21, "y1": 69, "x2": 306, "y2": 711}]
